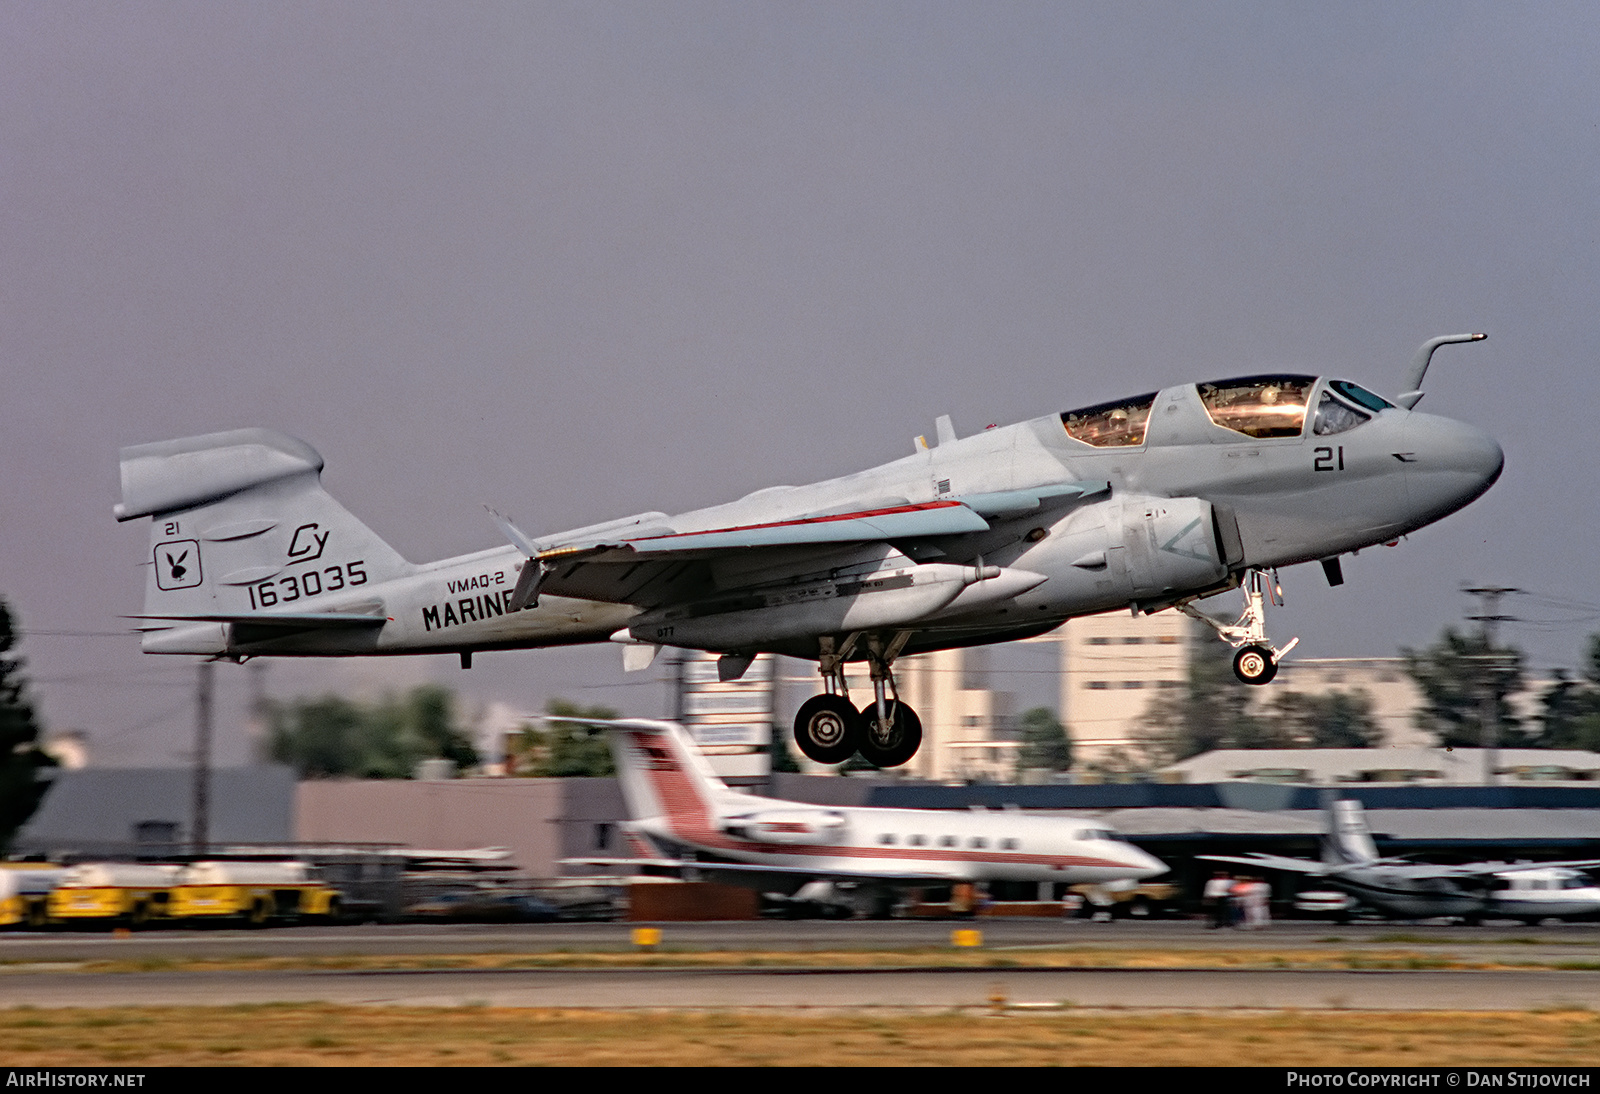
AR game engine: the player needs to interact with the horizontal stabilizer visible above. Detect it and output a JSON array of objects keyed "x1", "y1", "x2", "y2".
[
  {"x1": 130, "y1": 611, "x2": 386, "y2": 629},
  {"x1": 1199, "y1": 852, "x2": 1329, "y2": 876}
]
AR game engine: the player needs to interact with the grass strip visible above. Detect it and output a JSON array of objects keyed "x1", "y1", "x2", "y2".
[{"x1": 4, "y1": 1004, "x2": 1599, "y2": 1066}]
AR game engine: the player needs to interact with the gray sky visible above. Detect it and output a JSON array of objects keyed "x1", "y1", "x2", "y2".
[{"x1": 4, "y1": 2, "x2": 1597, "y2": 766}]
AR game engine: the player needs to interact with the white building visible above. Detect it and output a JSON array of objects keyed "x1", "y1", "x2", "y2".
[
  {"x1": 1268, "y1": 657, "x2": 1427, "y2": 748},
  {"x1": 1040, "y1": 610, "x2": 1442, "y2": 767},
  {"x1": 895, "y1": 648, "x2": 1013, "y2": 782},
  {"x1": 1045, "y1": 610, "x2": 1194, "y2": 763},
  {"x1": 1161, "y1": 747, "x2": 1600, "y2": 786}
]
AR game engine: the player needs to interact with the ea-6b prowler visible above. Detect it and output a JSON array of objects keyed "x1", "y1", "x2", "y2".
[{"x1": 117, "y1": 334, "x2": 1502, "y2": 768}]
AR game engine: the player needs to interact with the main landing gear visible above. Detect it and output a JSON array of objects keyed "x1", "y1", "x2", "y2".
[
  {"x1": 1178, "y1": 568, "x2": 1300, "y2": 686},
  {"x1": 793, "y1": 632, "x2": 923, "y2": 768}
]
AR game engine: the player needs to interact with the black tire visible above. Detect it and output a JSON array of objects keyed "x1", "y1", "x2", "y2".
[
  {"x1": 857, "y1": 700, "x2": 923, "y2": 768},
  {"x1": 1233, "y1": 644, "x2": 1277, "y2": 685},
  {"x1": 793, "y1": 695, "x2": 860, "y2": 765}
]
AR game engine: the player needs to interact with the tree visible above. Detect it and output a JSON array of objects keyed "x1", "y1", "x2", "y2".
[
  {"x1": 1537, "y1": 635, "x2": 1600, "y2": 750},
  {"x1": 1132, "y1": 632, "x2": 1382, "y2": 767},
  {"x1": 1262, "y1": 690, "x2": 1382, "y2": 749},
  {"x1": 1015, "y1": 707, "x2": 1072, "y2": 776},
  {"x1": 506, "y1": 699, "x2": 618, "y2": 777},
  {"x1": 1402, "y1": 627, "x2": 1531, "y2": 749},
  {"x1": 0, "y1": 598, "x2": 56, "y2": 848},
  {"x1": 1134, "y1": 632, "x2": 1274, "y2": 766},
  {"x1": 267, "y1": 684, "x2": 479, "y2": 778}
]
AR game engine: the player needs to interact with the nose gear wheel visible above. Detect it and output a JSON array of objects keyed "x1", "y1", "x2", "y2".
[
  {"x1": 1178, "y1": 568, "x2": 1297, "y2": 687},
  {"x1": 1232, "y1": 644, "x2": 1277, "y2": 684}
]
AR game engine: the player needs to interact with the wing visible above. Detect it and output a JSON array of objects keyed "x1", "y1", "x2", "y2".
[
  {"x1": 1198, "y1": 853, "x2": 1330, "y2": 876},
  {"x1": 509, "y1": 483, "x2": 1108, "y2": 611},
  {"x1": 1451, "y1": 859, "x2": 1600, "y2": 880}
]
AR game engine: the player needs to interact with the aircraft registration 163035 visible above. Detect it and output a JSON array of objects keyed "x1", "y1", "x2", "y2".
[{"x1": 117, "y1": 333, "x2": 1502, "y2": 768}]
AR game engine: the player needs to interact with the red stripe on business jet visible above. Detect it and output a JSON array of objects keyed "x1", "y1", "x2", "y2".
[
  {"x1": 635, "y1": 732, "x2": 721, "y2": 846},
  {"x1": 636, "y1": 728, "x2": 1136, "y2": 872}
]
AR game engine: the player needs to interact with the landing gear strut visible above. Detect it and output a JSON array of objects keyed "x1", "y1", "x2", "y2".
[
  {"x1": 792, "y1": 632, "x2": 923, "y2": 768},
  {"x1": 1178, "y1": 568, "x2": 1299, "y2": 686}
]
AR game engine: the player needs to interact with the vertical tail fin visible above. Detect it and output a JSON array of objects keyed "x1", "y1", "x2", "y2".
[
  {"x1": 117, "y1": 429, "x2": 413, "y2": 653},
  {"x1": 1322, "y1": 797, "x2": 1379, "y2": 866},
  {"x1": 606, "y1": 720, "x2": 733, "y2": 836}
]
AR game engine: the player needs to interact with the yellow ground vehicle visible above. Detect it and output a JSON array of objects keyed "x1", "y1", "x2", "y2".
[
  {"x1": 47, "y1": 863, "x2": 182, "y2": 926},
  {"x1": 1070, "y1": 881, "x2": 1181, "y2": 919},
  {"x1": 0, "y1": 865, "x2": 64, "y2": 927},
  {"x1": 168, "y1": 860, "x2": 340, "y2": 924}
]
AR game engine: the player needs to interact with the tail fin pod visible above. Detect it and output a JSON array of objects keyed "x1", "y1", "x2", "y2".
[
  {"x1": 606, "y1": 719, "x2": 733, "y2": 828},
  {"x1": 1323, "y1": 797, "x2": 1380, "y2": 866},
  {"x1": 118, "y1": 429, "x2": 413, "y2": 644}
]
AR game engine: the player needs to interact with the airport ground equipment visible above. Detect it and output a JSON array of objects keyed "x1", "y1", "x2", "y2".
[
  {"x1": 0, "y1": 865, "x2": 64, "y2": 927},
  {"x1": 47, "y1": 863, "x2": 183, "y2": 926},
  {"x1": 167, "y1": 860, "x2": 340, "y2": 924}
]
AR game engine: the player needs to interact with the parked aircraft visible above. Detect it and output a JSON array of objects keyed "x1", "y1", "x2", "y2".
[
  {"x1": 116, "y1": 333, "x2": 1501, "y2": 767},
  {"x1": 565, "y1": 717, "x2": 1166, "y2": 914},
  {"x1": 1204, "y1": 798, "x2": 1600, "y2": 923}
]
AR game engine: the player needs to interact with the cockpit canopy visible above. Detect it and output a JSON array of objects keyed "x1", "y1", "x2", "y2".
[
  {"x1": 1196, "y1": 375, "x2": 1315, "y2": 438},
  {"x1": 1059, "y1": 375, "x2": 1396, "y2": 447},
  {"x1": 1060, "y1": 392, "x2": 1157, "y2": 447}
]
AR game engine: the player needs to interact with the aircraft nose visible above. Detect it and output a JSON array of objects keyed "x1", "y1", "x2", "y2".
[
  {"x1": 1127, "y1": 846, "x2": 1168, "y2": 880},
  {"x1": 1402, "y1": 414, "x2": 1504, "y2": 520}
]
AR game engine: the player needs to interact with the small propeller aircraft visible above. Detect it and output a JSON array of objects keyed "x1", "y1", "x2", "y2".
[
  {"x1": 1204, "y1": 798, "x2": 1600, "y2": 924},
  {"x1": 117, "y1": 333, "x2": 1501, "y2": 768},
  {"x1": 565, "y1": 716, "x2": 1167, "y2": 915}
]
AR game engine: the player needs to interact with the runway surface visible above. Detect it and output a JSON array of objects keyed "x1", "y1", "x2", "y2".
[
  {"x1": 4, "y1": 965, "x2": 1599, "y2": 1011},
  {"x1": 5, "y1": 920, "x2": 1600, "y2": 1011},
  {"x1": 6, "y1": 918, "x2": 1600, "y2": 962}
]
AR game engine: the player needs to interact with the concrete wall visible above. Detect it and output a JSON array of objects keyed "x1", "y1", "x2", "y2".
[
  {"x1": 13, "y1": 766, "x2": 295, "y2": 856},
  {"x1": 295, "y1": 777, "x2": 565, "y2": 876}
]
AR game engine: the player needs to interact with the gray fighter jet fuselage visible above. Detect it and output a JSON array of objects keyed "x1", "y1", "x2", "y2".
[{"x1": 118, "y1": 334, "x2": 1502, "y2": 767}]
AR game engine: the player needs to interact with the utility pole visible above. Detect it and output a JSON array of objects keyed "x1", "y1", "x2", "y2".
[
  {"x1": 191, "y1": 659, "x2": 214, "y2": 856},
  {"x1": 246, "y1": 659, "x2": 268, "y2": 764},
  {"x1": 1463, "y1": 584, "x2": 1519, "y2": 786},
  {"x1": 668, "y1": 650, "x2": 686, "y2": 723}
]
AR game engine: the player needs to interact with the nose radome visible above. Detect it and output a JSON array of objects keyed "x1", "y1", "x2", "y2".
[
  {"x1": 1449, "y1": 418, "x2": 1504, "y2": 487},
  {"x1": 1403, "y1": 413, "x2": 1504, "y2": 518}
]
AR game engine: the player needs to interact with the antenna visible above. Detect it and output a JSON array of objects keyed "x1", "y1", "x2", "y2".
[{"x1": 1396, "y1": 332, "x2": 1486, "y2": 409}]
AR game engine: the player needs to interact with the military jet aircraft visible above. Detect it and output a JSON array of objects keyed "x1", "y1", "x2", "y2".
[
  {"x1": 564, "y1": 716, "x2": 1166, "y2": 915},
  {"x1": 116, "y1": 333, "x2": 1502, "y2": 768},
  {"x1": 1204, "y1": 798, "x2": 1600, "y2": 923}
]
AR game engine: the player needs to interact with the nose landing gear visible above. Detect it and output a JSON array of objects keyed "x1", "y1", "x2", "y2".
[
  {"x1": 792, "y1": 631, "x2": 923, "y2": 768},
  {"x1": 1178, "y1": 568, "x2": 1299, "y2": 686}
]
